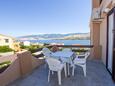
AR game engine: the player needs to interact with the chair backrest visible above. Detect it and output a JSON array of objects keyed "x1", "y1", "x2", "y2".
[
  {"x1": 74, "y1": 52, "x2": 90, "y2": 64},
  {"x1": 84, "y1": 52, "x2": 90, "y2": 59},
  {"x1": 46, "y1": 57, "x2": 62, "y2": 71},
  {"x1": 42, "y1": 48, "x2": 52, "y2": 57},
  {"x1": 63, "y1": 48, "x2": 72, "y2": 52}
]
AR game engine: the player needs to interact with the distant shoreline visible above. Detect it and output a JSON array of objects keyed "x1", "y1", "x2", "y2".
[
  {"x1": 53, "y1": 38, "x2": 90, "y2": 40},
  {"x1": 20, "y1": 39, "x2": 90, "y2": 45}
]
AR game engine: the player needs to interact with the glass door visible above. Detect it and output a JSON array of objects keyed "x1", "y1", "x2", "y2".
[
  {"x1": 107, "y1": 12, "x2": 114, "y2": 73},
  {"x1": 107, "y1": 7, "x2": 115, "y2": 81}
]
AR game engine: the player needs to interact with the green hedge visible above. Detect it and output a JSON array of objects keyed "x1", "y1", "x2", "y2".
[
  {"x1": 0, "y1": 61, "x2": 11, "y2": 69},
  {"x1": 20, "y1": 45, "x2": 44, "y2": 53},
  {"x1": 0, "y1": 46, "x2": 13, "y2": 53}
]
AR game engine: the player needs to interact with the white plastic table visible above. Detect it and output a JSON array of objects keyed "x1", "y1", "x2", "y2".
[{"x1": 51, "y1": 51, "x2": 74, "y2": 76}]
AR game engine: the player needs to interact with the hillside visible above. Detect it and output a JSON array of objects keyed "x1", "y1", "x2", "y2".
[
  {"x1": 18, "y1": 33, "x2": 90, "y2": 40},
  {"x1": 55, "y1": 33, "x2": 90, "y2": 40}
]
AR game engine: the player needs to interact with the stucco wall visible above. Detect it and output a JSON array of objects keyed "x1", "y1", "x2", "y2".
[
  {"x1": 92, "y1": 0, "x2": 100, "y2": 8},
  {"x1": 90, "y1": 22, "x2": 102, "y2": 59},
  {"x1": 90, "y1": 0, "x2": 114, "y2": 63},
  {"x1": 100, "y1": 17, "x2": 107, "y2": 65},
  {"x1": 0, "y1": 54, "x2": 17, "y2": 62},
  {"x1": 0, "y1": 54, "x2": 21, "y2": 86},
  {"x1": 32, "y1": 56, "x2": 45, "y2": 69},
  {"x1": 0, "y1": 51, "x2": 44, "y2": 86}
]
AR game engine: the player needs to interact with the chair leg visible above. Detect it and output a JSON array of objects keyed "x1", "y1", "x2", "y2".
[
  {"x1": 52, "y1": 71, "x2": 54, "y2": 75},
  {"x1": 82, "y1": 64, "x2": 86, "y2": 77},
  {"x1": 67, "y1": 64, "x2": 70, "y2": 76},
  {"x1": 72, "y1": 65, "x2": 75, "y2": 76},
  {"x1": 48, "y1": 70, "x2": 50, "y2": 82},
  {"x1": 64, "y1": 64, "x2": 67, "y2": 77},
  {"x1": 45, "y1": 63, "x2": 48, "y2": 68},
  {"x1": 58, "y1": 71, "x2": 61, "y2": 85}
]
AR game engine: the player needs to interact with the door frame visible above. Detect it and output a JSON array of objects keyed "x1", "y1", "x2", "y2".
[{"x1": 106, "y1": 7, "x2": 115, "y2": 81}]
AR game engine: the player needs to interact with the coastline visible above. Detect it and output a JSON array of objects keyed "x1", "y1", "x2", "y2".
[{"x1": 20, "y1": 39, "x2": 90, "y2": 45}]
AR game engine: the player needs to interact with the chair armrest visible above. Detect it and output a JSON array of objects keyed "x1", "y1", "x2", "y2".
[
  {"x1": 77, "y1": 55, "x2": 85, "y2": 59},
  {"x1": 77, "y1": 55, "x2": 85, "y2": 56}
]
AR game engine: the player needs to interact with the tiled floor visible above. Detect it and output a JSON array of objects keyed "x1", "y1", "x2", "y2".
[{"x1": 8, "y1": 60, "x2": 115, "y2": 86}]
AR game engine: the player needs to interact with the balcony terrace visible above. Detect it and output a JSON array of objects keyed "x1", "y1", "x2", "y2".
[
  {"x1": 0, "y1": 45, "x2": 113, "y2": 86},
  {"x1": 8, "y1": 60, "x2": 114, "y2": 86},
  {"x1": 0, "y1": 0, "x2": 115, "y2": 86}
]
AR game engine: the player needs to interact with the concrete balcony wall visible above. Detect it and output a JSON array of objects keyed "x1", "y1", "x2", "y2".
[
  {"x1": 0, "y1": 52, "x2": 14, "y2": 57},
  {"x1": 0, "y1": 51, "x2": 44, "y2": 86},
  {"x1": 17, "y1": 51, "x2": 33, "y2": 76},
  {"x1": 32, "y1": 56, "x2": 45, "y2": 69},
  {"x1": 0, "y1": 54, "x2": 21, "y2": 86},
  {"x1": 0, "y1": 54, "x2": 17, "y2": 63}
]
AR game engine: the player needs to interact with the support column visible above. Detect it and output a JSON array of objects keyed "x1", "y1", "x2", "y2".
[{"x1": 90, "y1": 22, "x2": 102, "y2": 59}]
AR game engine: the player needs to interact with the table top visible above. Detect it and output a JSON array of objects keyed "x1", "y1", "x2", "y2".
[{"x1": 51, "y1": 51, "x2": 74, "y2": 58}]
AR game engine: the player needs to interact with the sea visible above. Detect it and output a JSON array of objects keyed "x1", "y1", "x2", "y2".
[{"x1": 23, "y1": 40, "x2": 90, "y2": 45}]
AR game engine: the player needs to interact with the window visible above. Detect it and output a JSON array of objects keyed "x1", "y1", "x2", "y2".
[{"x1": 5, "y1": 39, "x2": 9, "y2": 43}]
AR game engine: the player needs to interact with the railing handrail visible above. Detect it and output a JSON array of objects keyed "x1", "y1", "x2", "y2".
[
  {"x1": 32, "y1": 45, "x2": 93, "y2": 53},
  {"x1": 47, "y1": 45, "x2": 94, "y2": 48},
  {"x1": 32, "y1": 45, "x2": 93, "y2": 58}
]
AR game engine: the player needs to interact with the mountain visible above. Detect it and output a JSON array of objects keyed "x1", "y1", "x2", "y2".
[
  {"x1": 57, "y1": 33, "x2": 90, "y2": 40},
  {"x1": 17, "y1": 33, "x2": 90, "y2": 40}
]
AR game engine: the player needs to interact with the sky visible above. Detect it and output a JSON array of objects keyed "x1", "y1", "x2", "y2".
[{"x1": 0, "y1": 0, "x2": 91, "y2": 37}]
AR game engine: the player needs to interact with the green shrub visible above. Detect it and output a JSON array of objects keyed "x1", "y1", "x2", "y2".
[
  {"x1": 20, "y1": 44, "x2": 44, "y2": 53},
  {"x1": 28, "y1": 45, "x2": 44, "y2": 53},
  {"x1": 0, "y1": 61, "x2": 11, "y2": 69},
  {"x1": 0, "y1": 46, "x2": 13, "y2": 53}
]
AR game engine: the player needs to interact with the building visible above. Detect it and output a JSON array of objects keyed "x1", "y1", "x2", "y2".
[
  {"x1": 23, "y1": 41, "x2": 31, "y2": 46},
  {"x1": 0, "y1": 34, "x2": 15, "y2": 48},
  {"x1": 90, "y1": 0, "x2": 115, "y2": 81}
]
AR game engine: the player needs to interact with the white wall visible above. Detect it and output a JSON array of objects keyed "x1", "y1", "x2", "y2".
[{"x1": 0, "y1": 35, "x2": 14, "y2": 48}]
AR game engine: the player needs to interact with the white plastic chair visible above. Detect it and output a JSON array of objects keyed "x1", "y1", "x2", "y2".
[
  {"x1": 42, "y1": 48, "x2": 52, "y2": 57},
  {"x1": 72, "y1": 52, "x2": 90, "y2": 77},
  {"x1": 46, "y1": 57, "x2": 67, "y2": 85}
]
